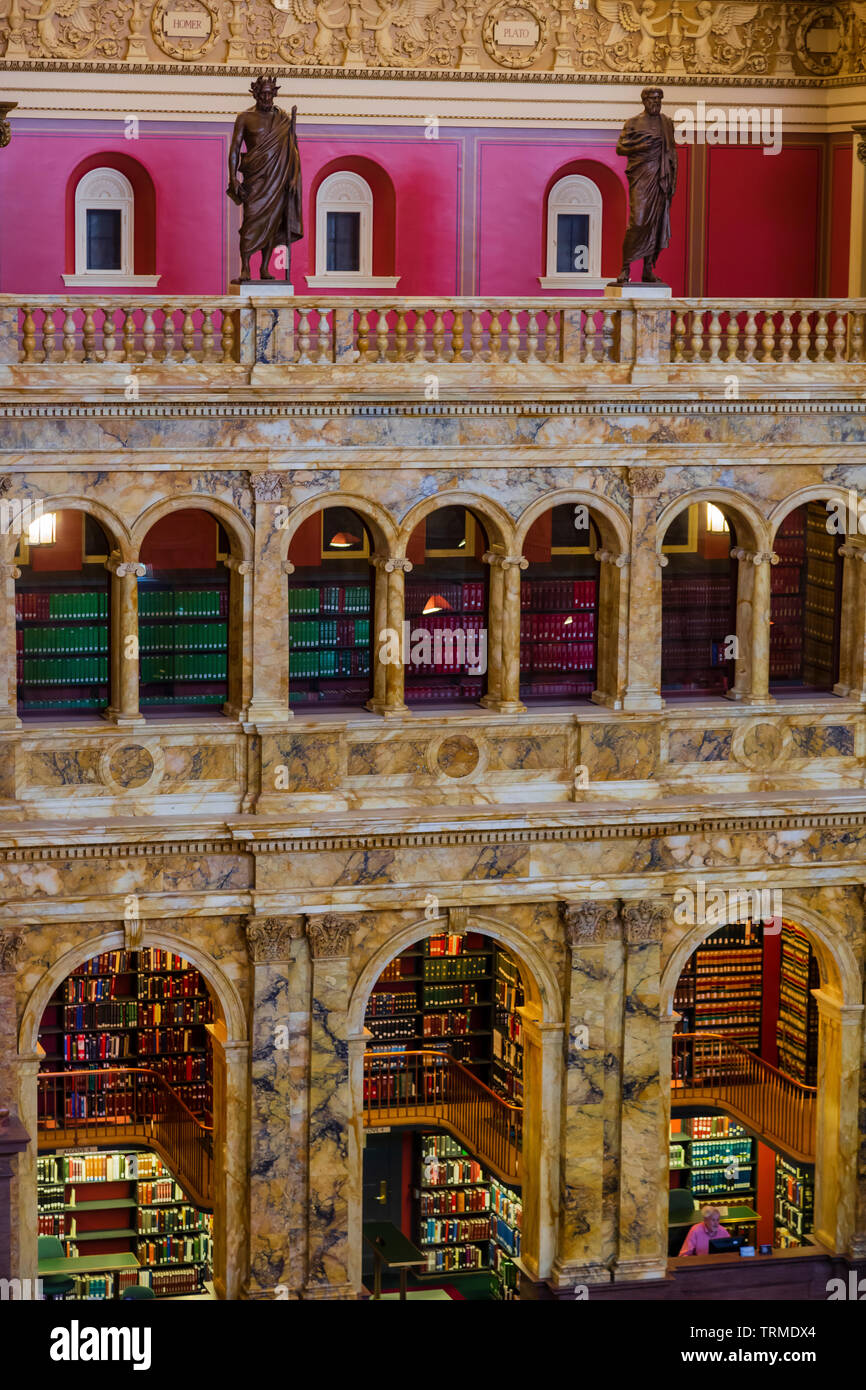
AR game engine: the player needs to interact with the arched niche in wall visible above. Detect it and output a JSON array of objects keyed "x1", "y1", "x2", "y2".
[
  {"x1": 539, "y1": 159, "x2": 627, "y2": 290},
  {"x1": 305, "y1": 156, "x2": 399, "y2": 289},
  {"x1": 660, "y1": 501, "x2": 739, "y2": 699},
  {"x1": 63, "y1": 152, "x2": 159, "y2": 288},
  {"x1": 403, "y1": 505, "x2": 490, "y2": 708},
  {"x1": 769, "y1": 500, "x2": 843, "y2": 694}
]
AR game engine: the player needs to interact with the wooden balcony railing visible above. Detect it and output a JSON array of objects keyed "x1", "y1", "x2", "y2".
[
  {"x1": 37, "y1": 1067, "x2": 213, "y2": 1210},
  {"x1": 671, "y1": 1032, "x2": 817, "y2": 1164},
  {"x1": 363, "y1": 1048, "x2": 522, "y2": 1185},
  {"x1": 2, "y1": 296, "x2": 865, "y2": 392}
]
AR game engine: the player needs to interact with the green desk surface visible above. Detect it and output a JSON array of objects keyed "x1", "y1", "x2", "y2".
[
  {"x1": 669, "y1": 1205, "x2": 759, "y2": 1229},
  {"x1": 39, "y1": 1253, "x2": 140, "y2": 1275},
  {"x1": 362, "y1": 1222, "x2": 426, "y2": 1269}
]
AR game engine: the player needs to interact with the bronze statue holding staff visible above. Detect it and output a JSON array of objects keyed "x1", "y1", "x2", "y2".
[
  {"x1": 613, "y1": 86, "x2": 678, "y2": 286},
  {"x1": 228, "y1": 75, "x2": 303, "y2": 284}
]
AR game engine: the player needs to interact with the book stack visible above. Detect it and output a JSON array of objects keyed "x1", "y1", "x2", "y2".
[
  {"x1": 519, "y1": 576, "x2": 597, "y2": 701},
  {"x1": 288, "y1": 580, "x2": 372, "y2": 707},
  {"x1": 16, "y1": 585, "x2": 110, "y2": 712},
  {"x1": 776, "y1": 923, "x2": 819, "y2": 1083},
  {"x1": 774, "y1": 1155, "x2": 814, "y2": 1247},
  {"x1": 137, "y1": 584, "x2": 228, "y2": 710},
  {"x1": 803, "y1": 502, "x2": 838, "y2": 687},
  {"x1": 492, "y1": 948, "x2": 524, "y2": 1103}
]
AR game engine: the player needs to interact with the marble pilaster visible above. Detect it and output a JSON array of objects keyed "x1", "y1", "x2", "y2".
[
  {"x1": 615, "y1": 899, "x2": 668, "y2": 1281},
  {"x1": 244, "y1": 915, "x2": 306, "y2": 1298},
  {"x1": 481, "y1": 553, "x2": 526, "y2": 713},
  {"x1": 0, "y1": 563, "x2": 21, "y2": 729},
  {"x1": 210, "y1": 1025, "x2": 250, "y2": 1301},
  {"x1": 367, "y1": 555, "x2": 411, "y2": 717},
  {"x1": 304, "y1": 913, "x2": 358, "y2": 1299},
  {"x1": 812, "y1": 989, "x2": 863, "y2": 1255},
  {"x1": 0, "y1": 931, "x2": 22, "y2": 1276},
  {"x1": 848, "y1": 124, "x2": 866, "y2": 297},
  {"x1": 623, "y1": 472, "x2": 664, "y2": 711},
  {"x1": 520, "y1": 1008, "x2": 563, "y2": 1280},
  {"x1": 479, "y1": 549, "x2": 504, "y2": 709},
  {"x1": 104, "y1": 553, "x2": 145, "y2": 726},
  {"x1": 550, "y1": 900, "x2": 621, "y2": 1287},
  {"x1": 247, "y1": 474, "x2": 289, "y2": 723}
]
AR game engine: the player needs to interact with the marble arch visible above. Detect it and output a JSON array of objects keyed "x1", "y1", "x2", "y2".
[
  {"x1": 398, "y1": 492, "x2": 513, "y2": 556},
  {"x1": 514, "y1": 489, "x2": 630, "y2": 556},
  {"x1": 131, "y1": 495, "x2": 253, "y2": 560},
  {"x1": 277, "y1": 490, "x2": 398, "y2": 561},
  {"x1": 0, "y1": 496, "x2": 131, "y2": 566},
  {"x1": 656, "y1": 487, "x2": 767, "y2": 552}
]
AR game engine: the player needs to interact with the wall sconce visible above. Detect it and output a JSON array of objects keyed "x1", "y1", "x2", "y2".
[{"x1": 422, "y1": 594, "x2": 452, "y2": 614}]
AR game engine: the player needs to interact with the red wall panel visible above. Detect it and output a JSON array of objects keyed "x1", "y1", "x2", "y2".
[
  {"x1": 139, "y1": 510, "x2": 217, "y2": 570},
  {"x1": 829, "y1": 142, "x2": 853, "y2": 297},
  {"x1": 705, "y1": 145, "x2": 822, "y2": 297}
]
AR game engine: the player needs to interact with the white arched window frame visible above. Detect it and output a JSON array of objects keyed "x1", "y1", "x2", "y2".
[
  {"x1": 540, "y1": 174, "x2": 605, "y2": 290},
  {"x1": 306, "y1": 170, "x2": 399, "y2": 290},
  {"x1": 63, "y1": 166, "x2": 160, "y2": 288}
]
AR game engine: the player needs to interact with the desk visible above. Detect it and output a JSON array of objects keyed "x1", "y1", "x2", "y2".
[
  {"x1": 39, "y1": 1253, "x2": 140, "y2": 1276},
  {"x1": 363, "y1": 1222, "x2": 426, "y2": 1301}
]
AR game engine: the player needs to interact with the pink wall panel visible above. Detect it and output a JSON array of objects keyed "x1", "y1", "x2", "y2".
[{"x1": 705, "y1": 145, "x2": 822, "y2": 298}]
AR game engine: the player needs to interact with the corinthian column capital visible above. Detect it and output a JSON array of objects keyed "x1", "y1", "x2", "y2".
[
  {"x1": 306, "y1": 912, "x2": 360, "y2": 959},
  {"x1": 559, "y1": 900, "x2": 621, "y2": 946},
  {"x1": 246, "y1": 915, "x2": 303, "y2": 964},
  {"x1": 621, "y1": 900, "x2": 668, "y2": 944},
  {"x1": 0, "y1": 929, "x2": 23, "y2": 974}
]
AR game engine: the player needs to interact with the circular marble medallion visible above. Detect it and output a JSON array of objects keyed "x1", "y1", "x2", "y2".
[{"x1": 436, "y1": 735, "x2": 481, "y2": 778}]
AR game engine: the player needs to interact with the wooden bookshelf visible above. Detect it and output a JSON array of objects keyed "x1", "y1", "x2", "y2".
[
  {"x1": 137, "y1": 577, "x2": 229, "y2": 710},
  {"x1": 492, "y1": 947, "x2": 524, "y2": 1103},
  {"x1": 692, "y1": 921, "x2": 763, "y2": 1075},
  {"x1": 519, "y1": 577, "x2": 596, "y2": 702},
  {"x1": 770, "y1": 502, "x2": 841, "y2": 689},
  {"x1": 415, "y1": 1133, "x2": 522, "y2": 1281},
  {"x1": 672, "y1": 1118, "x2": 757, "y2": 1215},
  {"x1": 37, "y1": 1146, "x2": 212, "y2": 1299},
  {"x1": 16, "y1": 581, "x2": 110, "y2": 715},
  {"x1": 288, "y1": 578, "x2": 372, "y2": 708},
  {"x1": 774, "y1": 1154, "x2": 814, "y2": 1248},
  {"x1": 776, "y1": 923, "x2": 819, "y2": 1084}
]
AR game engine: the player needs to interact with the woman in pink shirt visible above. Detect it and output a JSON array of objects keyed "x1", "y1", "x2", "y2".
[{"x1": 679, "y1": 1205, "x2": 730, "y2": 1256}]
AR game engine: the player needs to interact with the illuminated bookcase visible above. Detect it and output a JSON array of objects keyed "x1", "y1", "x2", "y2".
[
  {"x1": 288, "y1": 508, "x2": 373, "y2": 708},
  {"x1": 492, "y1": 948, "x2": 524, "y2": 1103},
  {"x1": 404, "y1": 507, "x2": 488, "y2": 705},
  {"x1": 138, "y1": 580, "x2": 229, "y2": 711},
  {"x1": 519, "y1": 503, "x2": 598, "y2": 704},
  {"x1": 770, "y1": 502, "x2": 840, "y2": 689},
  {"x1": 661, "y1": 504, "x2": 737, "y2": 695},
  {"x1": 37, "y1": 1146, "x2": 212, "y2": 1299},
  {"x1": 415, "y1": 1133, "x2": 522, "y2": 1286},
  {"x1": 774, "y1": 1155, "x2": 814, "y2": 1248},
  {"x1": 776, "y1": 923, "x2": 819, "y2": 1084}
]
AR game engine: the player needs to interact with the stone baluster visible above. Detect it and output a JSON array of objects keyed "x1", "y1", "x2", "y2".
[
  {"x1": 672, "y1": 309, "x2": 687, "y2": 362},
  {"x1": 247, "y1": 473, "x2": 290, "y2": 723},
  {"x1": 201, "y1": 309, "x2": 216, "y2": 363},
  {"x1": 550, "y1": 901, "x2": 623, "y2": 1289},
  {"x1": 583, "y1": 308, "x2": 600, "y2": 364},
  {"x1": 505, "y1": 310, "x2": 521, "y2": 363},
  {"x1": 779, "y1": 310, "x2": 793, "y2": 363},
  {"x1": 451, "y1": 309, "x2": 465, "y2": 362},
  {"x1": 432, "y1": 309, "x2": 447, "y2": 362},
  {"x1": 814, "y1": 310, "x2": 829, "y2": 363},
  {"x1": 394, "y1": 307, "x2": 408, "y2": 362},
  {"x1": 835, "y1": 542, "x2": 866, "y2": 699},
  {"x1": 724, "y1": 308, "x2": 740, "y2": 362},
  {"x1": 592, "y1": 549, "x2": 629, "y2": 709},
  {"x1": 304, "y1": 913, "x2": 359, "y2": 1299},
  {"x1": 760, "y1": 310, "x2": 776, "y2": 362},
  {"x1": 141, "y1": 307, "x2": 156, "y2": 364},
  {"x1": 41, "y1": 308, "x2": 57, "y2": 363},
  {"x1": 706, "y1": 309, "x2": 722, "y2": 362},
  {"x1": 480, "y1": 552, "x2": 526, "y2": 713},
  {"x1": 62, "y1": 305, "x2": 76, "y2": 363},
  {"x1": 831, "y1": 310, "x2": 847, "y2": 362},
  {"x1": 742, "y1": 308, "x2": 758, "y2": 362},
  {"x1": 796, "y1": 310, "x2": 812, "y2": 361},
  {"x1": 243, "y1": 915, "x2": 307, "y2": 1298},
  {"x1": 314, "y1": 307, "x2": 331, "y2": 364},
  {"x1": 220, "y1": 306, "x2": 236, "y2": 363},
  {"x1": 375, "y1": 308, "x2": 390, "y2": 363},
  {"x1": 850, "y1": 311, "x2": 865, "y2": 364},
  {"x1": 525, "y1": 309, "x2": 539, "y2": 363},
  {"x1": 102, "y1": 306, "x2": 117, "y2": 361},
  {"x1": 122, "y1": 307, "x2": 137, "y2": 363},
  {"x1": 727, "y1": 548, "x2": 777, "y2": 703},
  {"x1": 357, "y1": 309, "x2": 371, "y2": 361},
  {"x1": 614, "y1": 901, "x2": 669, "y2": 1282},
  {"x1": 161, "y1": 305, "x2": 177, "y2": 364},
  {"x1": 21, "y1": 306, "x2": 36, "y2": 363},
  {"x1": 367, "y1": 554, "x2": 412, "y2": 718},
  {"x1": 297, "y1": 309, "x2": 313, "y2": 364},
  {"x1": 81, "y1": 304, "x2": 97, "y2": 363},
  {"x1": 104, "y1": 551, "x2": 146, "y2": 725},
  {"x1": 412, "y1": 307, "x2": 427, "y2": 361},
  {"x1": 0, "y1": 561, "x2": 22, "y2": 728},
  {"x1": 623, "y1": 468, "x2": 665, "y2": 711},
  {"x1": 488, "y1": 308, "x2": 503, "y2": 363},
  {"x1": 222, "y1": 555, "x2": 253, "y2": 720},
  {"x1": 180, "y1": 306, "x2": 196, "y2": 364},
  {"x1": 544, "y1": 307, "x2": 560, "y2": 362},
  {"x1": 689, "y1": 309, "x2": 704, "y2": 362},
  {"x1": 470, "y1": 306, "x2": 484, "y2": 361}
]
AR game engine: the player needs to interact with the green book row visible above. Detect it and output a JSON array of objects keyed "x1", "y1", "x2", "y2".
[
  {"x1": 138, "y1": 589, "x2": 223, "y2": 618},
  {"x1": 22, "y1": 625, "x2": 108, "y2": 655},
  {"x1": 140, "y1": 694, "x2": 224, "y2": 706},
  {"x1": 22, "y1": 658, "x2": 108, "y2": 685},
  {"x1": 289, "y1": 620, "x2": 370, "y2": 648},
  {"x1": 288, "y1": 586, "x2": 370, "y2": 615},
  {"x1": 141, "y1": 654, "x2": 227, "y2": 683},
  {"x1": 140, "y1": 623, "x2": 227, "y2": 652},
  {"x1": 289, "y1": 650, "x2": 371, "y2": 679},
  {"x1": 21, "y1": 698, "x2": 104, "y2": 711},
  {"x1": 47, "y1": 593, "x2": 108, "y2": 619}
]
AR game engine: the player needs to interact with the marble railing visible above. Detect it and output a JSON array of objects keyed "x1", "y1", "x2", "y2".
[{"x1": 2, "y1": 296, "x2": 866, "y2": 388}]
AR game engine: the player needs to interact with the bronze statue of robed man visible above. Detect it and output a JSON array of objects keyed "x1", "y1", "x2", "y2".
[
  {"x1": 614, "y1": 86, "x2": 678, "y2": 286},
  {"x1": 227, "y1": 75, "x2": 303, "y2": 284}
]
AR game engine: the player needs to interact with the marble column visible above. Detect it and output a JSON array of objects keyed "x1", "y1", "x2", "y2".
[
  {"x1": 848, "y1": 126, "x2": 866, "y2": 297},
  {"x1": 623, "y1": 470, "x2": 664, "y2": 711},
  {"x1": 367, "y1": 554, "x2": 411, "y2": 717},
  {"x1": 247, "y1": 473, "x2": 290, "y2": 723},
  {"x1": 209, "y1": 1021, "x2": 249, "y2": 1301},
  {"x1": 550, "y1": 901, "x2": 622, "y2": 1287},
  {"x1": 727, "y1": 548, "x2": 776, "y2": 703},
  {"x1": 304, "y1": 912, "x2": 358, "y2": 1299},
  {"x1": 615, "y1": 900, "x2": 668, "y2": 1281},
  {"x1": 0, "y1": 931, "x2": 23, "y2": 1277},
  {"x1": 591, "y1": 550, "x2": 628, "y2": 709},
  {"x1": 0, "y1": 562, "x2": 21, "y2": 729},
  {"x1": 481, "y1": 553, "x2": 526, "y2": 713},
  {"x1": 834, "y1": 543, "x2": 866, "y2": 699},
  {"x1": 519, "y1": 1007, "x2": 563, "y2": 1280},
  {"x1": 223, "y1": 556, "x2": 253, "y2": 721},
  {"x1": 244, "y1": 915, "x2": 306, "y2": 1298},
  {"x1": 104, "y1": 552, "x2": 145, "y2": 726},
  {"x1": 15, "y1": 1054, "x2": 39, "y2": 1288},
  {"x1": 813, "y1": 989, "x2": 863, "y2": 1255},
  {"x1": 479, "y1": 549, "x2": 504, "y2": 709}
]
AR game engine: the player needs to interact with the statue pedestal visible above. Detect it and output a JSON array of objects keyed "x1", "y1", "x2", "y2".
[
  {"x1": 604, "y1": 284, "x2": 672, "y2": 300},
  {"x1": 230, "y1": 282, "x2": 295, "y2": 297}
]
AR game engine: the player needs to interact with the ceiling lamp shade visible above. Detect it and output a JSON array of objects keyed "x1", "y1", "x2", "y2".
[
  {"x1": 328, "y1": 531, "x2": 362, "y2": 548},
  {"x1": 422, "y1": 594, "x2": 453, "y2": 614}
]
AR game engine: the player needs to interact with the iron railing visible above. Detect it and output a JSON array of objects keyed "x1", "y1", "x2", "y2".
[
  {"x1": 37, "y1": 1067, "x2": 213, "y2": 1208},
  {"x1": 363, "y1": 1048, "x2": 522, "y2": 1184}
]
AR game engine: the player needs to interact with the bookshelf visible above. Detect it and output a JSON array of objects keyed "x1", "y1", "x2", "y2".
[
  {"x1": 403, "y1": 579, "x2": 486, "y2": 704},
  {"x1": 492, "y1": 947, "x2": 524, "y2": 1103},
  {"x1": 671, "y1": 1117, "x2": 758, "y2": 1229},
  {"x1": 776, "y1": 923, "x2": 819, "y2": 1085},
  {"x1": 137, "y1": 579, "x2": 229, "y2": 711},
  {"x1": 774, "y1": 1155, "x2": 814, "y2": 1248},
  {"x1": 519, "y1": 578, "x2": 596, "y2": 702},
  {"x1": 770, "y1": 503, "x2": 840, "y2": 689},
  {"x1": 415, "y1": 1133, "x2": 522, "y2": 1284},
  {"x1": 16, "y1": 582, "x2": 110, "y2": 715},
  {"x1": 288, "y1": 579, "x2": 372, "y2": 708},
  {"x1": 37, "y1": 1146, "x2": 213, "y2": 1298},
  {"x1": 661, "y1": 573, "x2": 736, "y2": 694},
  {"x1": 692, "y1": 921, "x2": 763, "y2": 1077},
  {"x1": 38, "y1": 947, "x2": 214, "y2": 1124}
]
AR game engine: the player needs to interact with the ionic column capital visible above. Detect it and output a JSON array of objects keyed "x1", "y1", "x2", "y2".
[
  {"x1": 482, "y1": 552, "x2": 528, "y2": 570},
  {"x1": 559, "y1": 900, "x2": 621, "y2": 946},
  {"x1": 730, "y1": 548, "x2": 778, "y2": 566},
  {"x1": 838, "y1": 544, "x2": 866, "y2": 561},
  {"x1": 621, "y1": 899, "x2": 668, "y2": 944},
  {"x1": 594, "y1": 549, "x2": 629, "y2": 569},
  {"x1": 223, "y1": 555, "x2": 253, "y2": 576},
  {"x1": 0, "y1": 564, "x2": 21, "y2": 580},
  {"x1": 282, "y1": 559, "x2": 295, "y2": 575},
  {"x1": 306, "y1": 912, "x2": 360, "y2": 959},
  {"x1": 371, "y1": 554, "x2": 413, "y2": 573},
  {"x1": 105, "y1": 551, "x2": 145, "y2": 578},
  {"x1": 655, "y1": 551, "x2": 668, "y2": 569}
]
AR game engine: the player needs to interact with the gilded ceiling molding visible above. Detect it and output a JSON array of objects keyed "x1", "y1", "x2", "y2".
[{"x1": 559, "y1": 900, "x2": 621, "y2": 946}]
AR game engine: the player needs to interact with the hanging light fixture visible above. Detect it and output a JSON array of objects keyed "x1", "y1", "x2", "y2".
[
  {"x1": 706, "y1": 503, "x2": 729, "y2": 534},
  {"x1": 328, "y1": 531, "x2": 361, "y2": 549},
  {"x1": 423, "y1": 594, "x2": 452, "y2": 614},
  {"x1": 27, "y1": 511, "x2": 56, "y2": 545}
]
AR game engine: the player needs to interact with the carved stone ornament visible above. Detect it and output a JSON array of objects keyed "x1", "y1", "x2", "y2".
[
  {"x1": 482, "y1": 551, "x2": 529, "y2": 570},
  {"x1": 0, "y1": 476, "x2": 11, "y2": 496},
  {"x1": 482, "y1": 0, "x2": 548, "y2": 69},
  {"x1": 627, "y1": 467, "x2": 665, "y2": 495},
  {"x1": 0, "y1": 930, "x2": 23, "y2": 974},
  {"x1": 730, "y1": 547, "x2": 778, "y2": 566},
  {"x1": 560, "y1": 900, "x2": 620, "y2": 945},
  {"x1": 223, "y1": 555, "x2": 253, "y2": 575},
  {"x1": 306, "y1": 912, "x2": 358, "y2": 959},
  {"x1": 448, "y1": 905, "x2": 471, "y2": 936},
  {"x1": 621, "y1": 900, "x2": 668, "y2": 943},
  {"x1": 151, "y1": 0, "x2": 221, "y2": 62},
  {"x1": 246, "y1": 915, "x2": 302, "y2": 963},
  {"x1": 371, "y1": 554, "x2": 413, "y2": 573},
  {"x1": 250, "y1": 473, "x2": 284, "y2": 502},
  {"x1": 594, "y1": 549, "x2": 629, "y2": 568},
  {"x1": 858, "y1": 138, "x2": 866, "y2": 168},
  {"x1": 106, "y1": 551, "x2": 147, "y2": 578}
]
